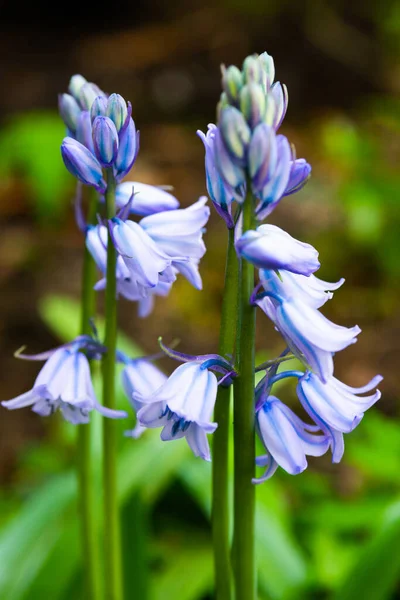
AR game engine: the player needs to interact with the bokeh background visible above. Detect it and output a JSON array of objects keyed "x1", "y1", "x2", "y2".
[{"x1": 0, "y1": 1, "x2": 399, "y2": 598}]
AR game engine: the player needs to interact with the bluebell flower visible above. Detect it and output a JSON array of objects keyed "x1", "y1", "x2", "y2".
[
  {"x1": 61, "y1": 137, "x2": 106, "y2": 192},
  {"x1": 259, "y1": 269, "x2": 344, "y2": 309},
  {"x1": 86, "y1": 224, "x2": 173, "y2": 316},
  {"x1": 2, "y1": 343, "x2": 127, "y2": 424},
  {"x1": 136, "y1": 362, "x2": 219, "y2": 460},
  {"x1": 197, "y1": 123, "x2": 245, "y2": 228},
  {"x1": 296, "y1": 371, "x2": 382, "y2": 461},
  {"x1": 256, "y1": 271, "x2": 361, "y2": 382},
  {"x1": 254, "y1": 395, "x2": 331, "y2": 482},
  {"x1": 116, "y1": 181, "x2": 180, "y2": 216},
  {"x1": 248, "y1": 125, "x2": 292, "y2": 220},
  {"x1": 110, "y1": 218, "x2": 176, "y2": 288},
  {"x1": 139, "y1": 197, "x2": 210, "y2": 289},
  {"x1": 236, "y1": 224, "x2": 320, "y2": 275},
  {"x1": 121, "y1": 358, "x2": 167, "y2": 438}
]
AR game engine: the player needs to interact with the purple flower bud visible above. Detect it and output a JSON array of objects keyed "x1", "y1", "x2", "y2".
[
  {"x1": 242, "y1": 54, "x2": 264, "y2": 85},
  {"x1": 284, "y1": 159, "x2": 311, "y2": 196},
  {"x1": 219, "y1": 106, "x2": 251, "y2": 162},
  {"x1": 214, "y1": 127, "x2": 246, "y2": 189},
  {"x1": 114, "y1": 118, "x2": 139, "y2": 180},
  {"x1": 240, "y1": 83, "x2": 266, "y2": 129},
  {"x1": 248, "y1": 123, "x2": 278, "y2": 188},
  {"x1": 92, "y1": 116, "x2": 119, "y2": 167},
  {"x1": 236, "y1": 224, "x2": 320, "y2": 275},
  {"x1": 90, "y1": 96, "x2": 108, "y2": 122},
  {"x1": 258, "y1": 51, "x2": 275, "y2": 90},
  {"x1": 76, "y1": 110, "x2": 94, "y2": 153},
  {"x1": 221, "y1": 65, "x2": 243, "y2": 104},
  {"x1": 68, "y1": 74, "x2": 88, "y2": 101},
  {"x1": 61, "y1": 137, "x2": 106, "y2": 192},
  {"x1": 106, "y1": 93, "x2": 128, "y2": 131},
  {"x1": 58, "y1": 93, "x2": 81, "y2": 132},
  {"x1": 268, "y1": 82, "x2": 288, "y2": 130},
  {"x1": 79, "y1": 82, "x2": 106, "y2": 111}
]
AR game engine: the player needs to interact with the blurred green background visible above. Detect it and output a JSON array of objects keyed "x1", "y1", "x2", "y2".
[{"x1": 0, "y1": 1, "x2": 399, "y2": 598}]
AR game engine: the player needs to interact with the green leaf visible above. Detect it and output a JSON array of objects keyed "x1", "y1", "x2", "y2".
[
  {"x1": 151, "y1": 537, "x2": 213, "y2": 600},
  {"x1": 333, "y1": 500, "x2": 400, "y2": 600},
  {"x1": 179, "y1": 459, "x2": 308, "y2": 599}
]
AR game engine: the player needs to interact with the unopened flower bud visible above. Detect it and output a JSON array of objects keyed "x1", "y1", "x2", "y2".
[
  {"x1": 216, "y1": 92, "x2": 230, "y2": 121},
  {"x1": 214, "y1": 127, "x2": 246, "y2": 188},
  {"x1": 58, "y1": 93, "x2": 81, "y2": 132},
  {"x1": 219, "y1": 106, "x2": 251, "y2": 162},
  {"x1": 106, "y1": 93, "x2": 128, "y2": 132},
  {"x1": 68, "y1": 74, "x2": 88, "y2": 101},
  {"x1": 240, "y1": 83, "x2": 266, "y2": 128},
  {"x1": 114, "y1": 118, "x2": 139, "y2": 180},
  {"x1": 90, "y1": 96, "x2": 107, "y2": 122},
  {"x1": 221, "y1": 65, "x2": 243, "y2": 104},
  {"x1": 248, "y1": 123, "x2": 277, "y2": 188},
  {"x1": 61, "y1": 137, "x2": 106, "y2": 192},
  {"x1": 92, "y1": 116, "x2": 119, "y2": 167},
  {"x1": 79, "y1": 82, "x2": 106, "y2": 111},
  {"x1": 76, "y1": 111, "x2": 94, "y2": 153},
  {"x1": 268, "y1": 82, "x2": 288, "y2": 130},
  {"x1": 242, "y1": 55, "x2": 264, "y2": 85},
  {"x1": 258, "y1": 51, "x2": 275, "y2": 90}
]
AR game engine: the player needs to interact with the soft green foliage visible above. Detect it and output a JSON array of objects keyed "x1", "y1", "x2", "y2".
[
  {"x1": 0, "y1": 112, "x2": 72, "y2": 222},
  {"x1": 0, "y1": 294, "x2": 397, "y2": 599}
]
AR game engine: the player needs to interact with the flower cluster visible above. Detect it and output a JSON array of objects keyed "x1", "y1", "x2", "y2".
[
  {"x1": 3, "y1": 55, "x2": 382, "y2": 480},
  {"x1": 197, "y1": 52, "x2": 311, "y2": 227},
  {"x1": 60, "y1": 75, "x2": 139, "y2": 190},
  {"x1": 203, "y1": 52, "x2": 382, "y2": 480},
  {"x1": 59, "y1": 74, "x2": 210, "y2": 318}
]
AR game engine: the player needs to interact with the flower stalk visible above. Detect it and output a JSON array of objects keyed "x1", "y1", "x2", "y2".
[
  {"x1": 102, "y1": 169, "x2": 124, "y2": 600},
  {"x1": 78, "y1": 190, "x2": 102, "y2": 600},
  {"x1": 233, "y1": 192, "x2": 257, "y2": 600},
  {"x1": 212, "y1": 226, "x2": 239, "y2": 599}
]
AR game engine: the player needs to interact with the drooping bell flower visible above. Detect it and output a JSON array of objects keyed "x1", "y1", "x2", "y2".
[
  {"x1": 254, "y1": 395, "x2": 331, "y2": 482},
  {"x1": 2, "y1": 340, "x2": 127, "y2": 424},
  {"x1": 236, "y1": 224, "x2": 320, "y2": 275}
]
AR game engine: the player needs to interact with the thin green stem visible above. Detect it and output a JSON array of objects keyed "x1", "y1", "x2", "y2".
[
  {"x1": 233, "y1": 194, "x2": 256, "y2": 600},
  {"x1": 212, "y1": 227, "x2": 239, "y2": 600},
  {"x1": 102, "y1": 170, "x2": 124, "y2": 600},
  {"x1": 78, "y1": 190, "x2": 102, "y2": 600}
]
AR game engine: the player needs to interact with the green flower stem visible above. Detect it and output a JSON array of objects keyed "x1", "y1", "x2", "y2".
[
  {"x1": 212, "y1": 226, "x2": 239, "y2": 600},
  {"x1": 102, "y1": 170, "x2": 124, "y2": 600},
  {"x1": 233, "y1": 194, "x2": 257, "y2": 600},
  {"x1": 78, "y1": 190, "x2": 102, "y2": 600}
]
